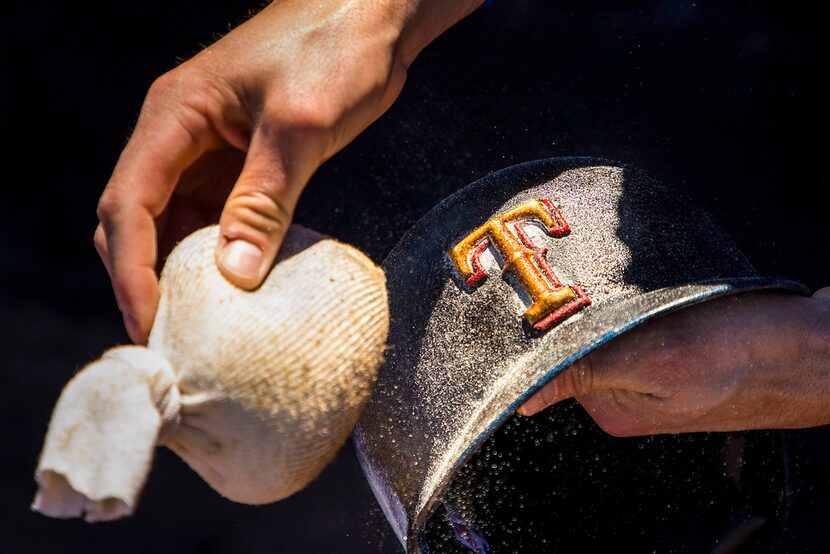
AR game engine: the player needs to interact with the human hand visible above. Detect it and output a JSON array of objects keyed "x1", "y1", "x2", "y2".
[
  {"x1": 518, "y1": 288, "x2": 830, "y2": 435},
  {"x1": 95, "y1": 0, "x2": 483, "y2": 343}
]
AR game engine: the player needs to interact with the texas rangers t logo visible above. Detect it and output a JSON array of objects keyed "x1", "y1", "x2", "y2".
[{"x1": 448, "y1": 199, "x2": 590, "y2": 331}]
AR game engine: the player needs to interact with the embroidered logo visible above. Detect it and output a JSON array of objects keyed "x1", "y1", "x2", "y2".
[{"x1": 448, "y1": 199, "x2": 590, "y2": 331}]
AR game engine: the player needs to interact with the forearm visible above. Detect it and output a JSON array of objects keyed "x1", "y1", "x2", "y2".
[
  {"x1": 254, "y1": 0, "x2": 483, "y2": 66},
  {"x1": 389, "y1": 0, "x2": 486, "y2": 66}
]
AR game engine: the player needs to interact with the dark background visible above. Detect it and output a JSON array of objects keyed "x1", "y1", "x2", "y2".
[{"x1": 1, "y1": 1, "x2": 827, "y2": 552}]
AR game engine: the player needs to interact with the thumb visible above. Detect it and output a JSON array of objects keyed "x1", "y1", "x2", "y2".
[
  {"x1": 518, "y1": 356, "x2": 600, "y2": 416},
  {"x1": 216, "y1": 132, "x2": 303, "y2": 290}
]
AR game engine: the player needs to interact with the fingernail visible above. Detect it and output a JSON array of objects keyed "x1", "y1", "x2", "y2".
[{"x1": 219, "y1": 240, "x2": 263, "y2": 281}]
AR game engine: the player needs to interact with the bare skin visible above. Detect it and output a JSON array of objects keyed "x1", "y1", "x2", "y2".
[
  {"x1": 519, "y1": 288, "x2": 830, "y2": 435},
  {"x1": 94, "y1": 0, "x2": 484, "y2": 343},
  {"x1": 96, "y1": 0, "x2": 830, "y2": 436}
]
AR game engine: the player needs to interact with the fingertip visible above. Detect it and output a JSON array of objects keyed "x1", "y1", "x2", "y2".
[
  {"x1": 123, "y1": 312, "x2": 144, "y2": 344},
  {"x1": 519, "y1": 372, "x2": 574, "y2": 417},
  {"x1": 516, "y1": 405, "x2": 535, "y2": 417},
  {"x1": 121, "y1": 296, "x2": 156, "y2": 345},
  {"x1": 112, "y1": 268, "x2": 159, "y2": 345}
]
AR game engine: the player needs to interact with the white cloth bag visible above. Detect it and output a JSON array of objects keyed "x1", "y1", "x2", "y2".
[{"x1": 33, "y1": 225, "x2": 389, "y2": 521}]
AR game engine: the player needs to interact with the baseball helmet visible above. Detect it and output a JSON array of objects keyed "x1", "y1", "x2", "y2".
[{"x1": 354, "y1": 158, "x2": 807, "y2": 552}]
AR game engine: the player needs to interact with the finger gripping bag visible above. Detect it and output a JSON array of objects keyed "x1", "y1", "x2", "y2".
[{"x1": 33, "y1": 225, "x2": 389, "y2": 521}]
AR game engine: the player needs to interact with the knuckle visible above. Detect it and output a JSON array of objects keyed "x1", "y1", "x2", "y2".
[
  {"x1": 182, "y1": 75, "x2": 235, "y2": 122},
  {"x1": 652, "y1": 326, "x2": 695, "y2": 385},
  {"x1": 597, "y1": 420, "x2": 634, "y2": 438},
  {"x1": 96, "y1": 193, "x2": 119, "y2": 227},
  {"x1": 585, "y1": 391, "x2": 640, "y2": 438},
  {"x1": 144, "y1": 71, "x2": 181, "y2": 111},
  {"x1": 265, "y1": 94, "x2": 339, "y2": 135},
  {"x1": 592, "y1": 412, "x2": 635, "y2": 438},
  {"x1": 258, "y1": 94, "x2": 342, "y2": 163},
  {"x1": 650, "y1": 316, "x2": 695, "y2": 361},
  {"x1": 569, "y1": 358, "x2": 594, "y2": 397},
  {"x1": 144, "y1": 67, "x2": 235, "y2": 135},
  {"x1": 536, "y1": 382, "x2": 557, "y2": 409},
  {"x1": 147, "y1": 71, "x2": 176, "y2": 97},
  {"x1": 223, "y1": 189, "x2": 292, "y2": 240}
]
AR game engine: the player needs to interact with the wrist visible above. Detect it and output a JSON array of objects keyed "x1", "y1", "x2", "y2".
[
  {"x1": 800, "y1": 291, "x2": 830, "y2": 423},
  {"x1": 763, "y1": 292, "x2": 830, "y2": 428},
  {"x1": 389, "y1": 0, "x2": 486, "y2": 67}
]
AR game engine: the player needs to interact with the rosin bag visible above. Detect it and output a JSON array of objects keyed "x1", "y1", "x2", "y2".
[{"x1": 33, "y1": 225, "x2": 389, "y2": 521}]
